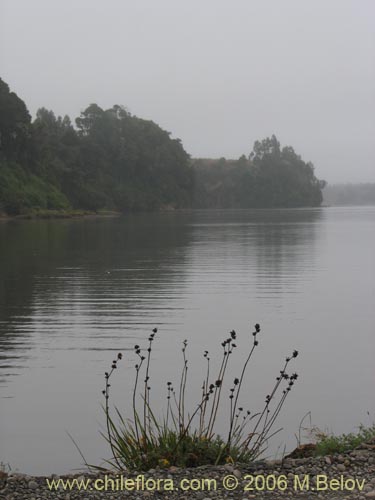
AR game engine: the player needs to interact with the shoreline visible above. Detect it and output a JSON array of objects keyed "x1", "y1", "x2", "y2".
[
  {"x1": 0, "y1": 209, "x2": 122, "y2": 221},
  {"x1": 2, "y1": 445, "x2": 375, "y2": 499},
  {"x1": 2, "y1": 205, "x2": 375, "y2": 222}
]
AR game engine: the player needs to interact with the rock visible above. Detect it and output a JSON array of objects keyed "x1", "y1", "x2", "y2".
[
  {"x1": 365, "y1": 491, "x2": 375, "y2": 499},
  {"x1": 169, "y1": 466, "x2": 180, "y2": 473},
  {"x1": 28, "y1": 480, "x2": 39, "y2": 490}
]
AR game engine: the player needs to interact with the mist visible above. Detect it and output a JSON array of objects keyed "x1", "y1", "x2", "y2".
[{"x1": 1, "y1": 0, "x2": 374, "y2": 183}]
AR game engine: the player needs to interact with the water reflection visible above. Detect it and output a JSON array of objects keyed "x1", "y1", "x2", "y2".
[
  {"x1": 185, "y1": 208, "x2": 322, "y2": 301},
  {"x1": 1, "y1": 207, "x2": 374, "y2": 475},
  {"x1": 0, "y1": 209, "x2": 323, "y2": 389},
  {"x1": 0, "y1": 214, "x2": 193, "y2": 386}
]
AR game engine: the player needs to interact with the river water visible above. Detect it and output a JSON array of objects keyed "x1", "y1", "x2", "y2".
[{"x1": 0, "y1": 207, "x2": 374, "y2": 475}]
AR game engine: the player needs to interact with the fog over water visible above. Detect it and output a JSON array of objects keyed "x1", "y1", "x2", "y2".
[{"x1": 1, "y1": 0, "x2": 374, "y2": 183}]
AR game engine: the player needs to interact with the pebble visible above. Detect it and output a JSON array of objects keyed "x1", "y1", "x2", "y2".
[
  {"x1": 1, "y1": 446, "x2": 375, "y2": 499},
  {"x1": 28, "y1": 480, "x2": 39, "y2": 490}
]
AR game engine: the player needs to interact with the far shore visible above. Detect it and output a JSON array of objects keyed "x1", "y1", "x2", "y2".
[{"x1": 0, "y1": 209, "x2": 122, "y2": 221}]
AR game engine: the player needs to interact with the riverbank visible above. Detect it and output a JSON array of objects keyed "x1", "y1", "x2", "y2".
[
  {"x1": 2, "y1": 442, "x2": 375, "y2": 499},
  {"x1": 0, "y1": 209, "x2": 122, "y2": 220}
]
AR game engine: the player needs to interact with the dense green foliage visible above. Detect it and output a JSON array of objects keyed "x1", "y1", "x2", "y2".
[
  {"x1": 193, "y1": 136, "x2": 325, "y2": 208},
  {"x1": 0, "y1": 78, "x2": 325, "y2": 215},
  {"x1": 0, "y1": 78, "x2": 193, "y2": 215}
]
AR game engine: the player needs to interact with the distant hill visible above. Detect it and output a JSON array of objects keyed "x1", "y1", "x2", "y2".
[{"x1": 323, "y1": 183, "x2": 375, "y2": 206}]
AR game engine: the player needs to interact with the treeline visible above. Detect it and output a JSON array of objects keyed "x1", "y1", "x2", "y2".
[
  {"x1": 323, "y1": 183, "x2": 375, "y2": 206},
  {"x1": 193, "y1": 137, "x2": 325, "y2": 208},
  {"x1": 0, "y1": 78, "x2": 193, "y2": 214},
  {"x1": 0, "y1": 78, "x2": 325, "y2": 215}
]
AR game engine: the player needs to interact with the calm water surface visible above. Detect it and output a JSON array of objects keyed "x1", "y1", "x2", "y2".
[{"x1": 0, "y1": 207, "x2": 374, "y2": 475}]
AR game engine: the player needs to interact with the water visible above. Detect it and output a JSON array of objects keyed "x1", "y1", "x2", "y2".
[{"x1": 0, "y1": 207, "x2": 374, "y2": 475}]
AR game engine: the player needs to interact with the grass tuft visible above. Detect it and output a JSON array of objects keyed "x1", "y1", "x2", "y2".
[
  {"x1": 313, "y1": 423, "x2": 375, "y2": 456},
  {"x1": 100, "y1": 324, "x2": 300, "y2": 471}
]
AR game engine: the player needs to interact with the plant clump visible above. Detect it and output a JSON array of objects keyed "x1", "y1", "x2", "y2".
[
  {"x1": 101, "y1": 324, "x2": 299, "y2": 471},
  {"x1": 312, "y1": 423, "x2": 375, "y2": 456}
]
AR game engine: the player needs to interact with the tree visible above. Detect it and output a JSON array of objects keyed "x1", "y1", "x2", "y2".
[{"x1": 0, "y1": 78, "x2": 31, "y2": 162}]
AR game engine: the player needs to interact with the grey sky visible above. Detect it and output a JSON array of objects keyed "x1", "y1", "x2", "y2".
[{"x1": 1, "y1": 0, "x2": 374, "y2": 183}]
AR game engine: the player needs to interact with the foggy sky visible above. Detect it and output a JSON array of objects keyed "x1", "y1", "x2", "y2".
[{"x1": 1, "y1": 0, "x2": 374, "y2": 183}]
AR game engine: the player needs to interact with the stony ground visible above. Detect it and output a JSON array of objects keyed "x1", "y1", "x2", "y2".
[{"x1": 1, "y1": 444, "x2": 375, "y2": 500}]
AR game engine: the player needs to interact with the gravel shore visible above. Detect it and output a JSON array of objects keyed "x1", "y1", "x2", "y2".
[{"x1": 1, "y1": 444, "x2": 375, "y2": 500}]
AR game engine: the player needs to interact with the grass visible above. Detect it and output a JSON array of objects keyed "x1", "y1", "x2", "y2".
[
  {"x1": 313, "y1": 423, "x2": 375, "y2": 456},
  {"x1": 99, "y1": 324, "x2": 300, "y2": 471},
  {"x1": 0, "y1": 462, "x2": 11, "y2": 473}
]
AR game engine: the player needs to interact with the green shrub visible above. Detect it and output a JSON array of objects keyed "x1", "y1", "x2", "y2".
[
  {"x1": 0, "y1": 161, "x2": 70, "y2": 214},
  {"x1": 314, "y1": 423, "x2": 375, "y2": 456}
]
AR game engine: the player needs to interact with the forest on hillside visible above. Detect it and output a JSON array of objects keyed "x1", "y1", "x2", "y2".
[
  {"x1": 192, "y1": 138, "x2": 325, "y2": 208},
  {"x1": 0, "y1": 78, "x2": 325, "y2": 215}
]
